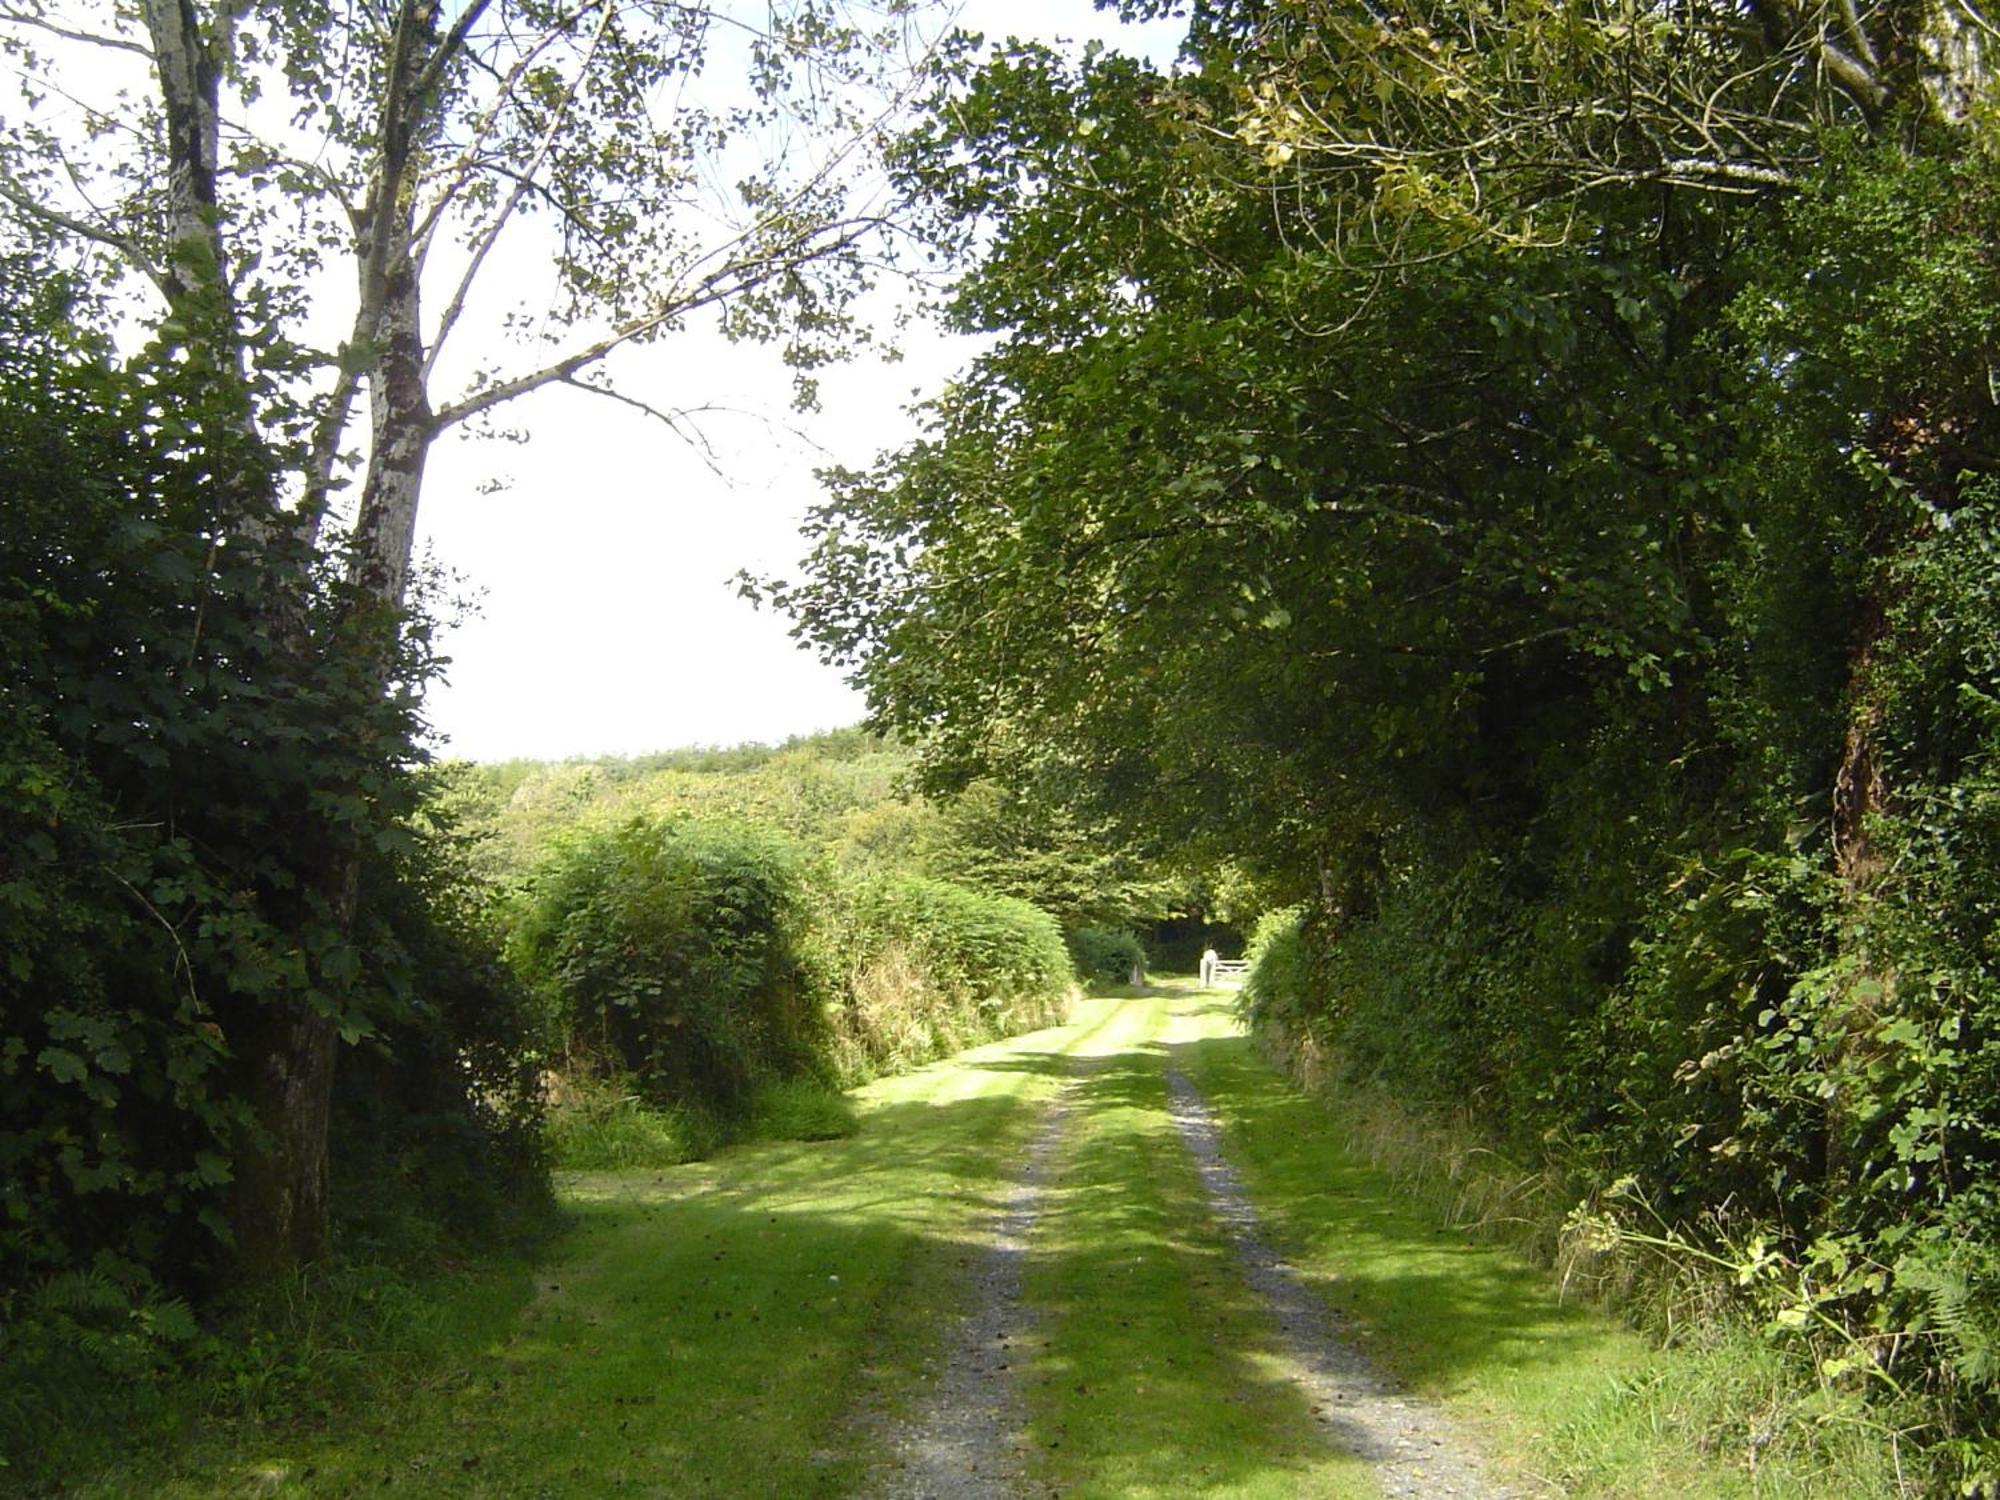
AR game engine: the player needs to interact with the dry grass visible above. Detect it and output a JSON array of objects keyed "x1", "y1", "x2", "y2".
[{"x1": 828, "y1": 941, "x2": 1076, "y2": 1085}]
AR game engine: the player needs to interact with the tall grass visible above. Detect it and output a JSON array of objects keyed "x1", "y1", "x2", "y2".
[{"x1": 540, "y1": 1071, "x2": 725, "y2": 1170}]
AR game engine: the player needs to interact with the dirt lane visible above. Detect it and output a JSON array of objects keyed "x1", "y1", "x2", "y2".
[{"x1": 1165, "y1": 1065, "x2": 1513, "y2": 1499}]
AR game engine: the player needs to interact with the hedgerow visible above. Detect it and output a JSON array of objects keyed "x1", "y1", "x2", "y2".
[
  {"x1": 825, "y1": 873, "x2": 1074, "y2": 1079},
  {"x1": 510, "y1": 820, "x2": 1076, "y2": 1153},
  {"x1": 508, "y1": 819, "x2": 832, "y2": 1127},
  {"x1": 1067, "y1": 924, "x2": 1148, "y2": 986}
]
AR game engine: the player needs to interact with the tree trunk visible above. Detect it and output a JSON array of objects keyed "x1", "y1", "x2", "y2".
[
  {"x1": 349, "y1": 248, "x2": 434, "y2": 604},
  {"x1": 229, "y1": 996, "x2": 340, "y2": 1278}
]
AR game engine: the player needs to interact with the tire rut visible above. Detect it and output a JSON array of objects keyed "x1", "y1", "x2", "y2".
[
  {"x1": 865, "y1": 1066, "x2": 1082, "y2": 1499},
  {"x1": 1164, "y1": 1066, "x2": 1518, "y2": 1499}
]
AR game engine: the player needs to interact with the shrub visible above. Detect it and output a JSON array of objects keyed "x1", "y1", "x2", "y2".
[
  {"x1": 0, "y1": 255, "x2": 546, "y2": 1307},
  {"x1": 510, "y1": 819, "x2": 833, "y2": 1122},
  {"x1": 823, "y1": 874, "x2": 1074, "y2": 1082},
  {"x1": 1068, "y1": 924, "x2": 1148, "y2": 986}
]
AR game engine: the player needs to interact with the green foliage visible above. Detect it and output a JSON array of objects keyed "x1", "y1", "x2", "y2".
[
  {"x1": 434, "y1": 729, "x2": 917, "y2": 887},
  {"x1": 511, "y1": 818, "x2": 830, "y2": 1122},
  {"x1": 768, "y1": 10, "x2": 2000, "y2": 1470},
  {"x1": 0, "y1": 251, "x2": 544, "y2": 1309},
  {"x1": 840, "y1": 874, "x2": 1073, "y2": 1023},
  {"x1": 1068, "y1": 925, "x2": 1148, "y2": 987},
  {"x1": 1239, "y1": 907, "x2": 1309, "y2": 1020},
  {"x1": 436, "y1": 735, "x2": 1182, "y2": 937},
  {"x1": 510, "y1": 813, "x2": 1075, "y2": 1143},
  {"x1": 819, "y1": 872, "x2": 1076, "y2": 1083},
  {"x1": 921, "y1": 780, "x2": 1177, "y2": 928}
]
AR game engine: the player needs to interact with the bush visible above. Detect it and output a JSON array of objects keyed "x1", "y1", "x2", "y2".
[
  {"x1": 1068, "y1": 924, "x2": 1148, "y2": 985},
  {"x1": 508, "y1": 820, "x2": 1074, "y2": 1153},
  {"x1": 823, "y1": 874, "x2": 1074, "y2": 1082},
  {"x1": 510, "y1": 819, "x2": 833, "y2": 1122}
]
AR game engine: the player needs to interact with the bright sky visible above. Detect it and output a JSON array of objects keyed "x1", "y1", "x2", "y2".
[{"x1": 415, "y1": 2, "x2": 1185, "y2": 763}]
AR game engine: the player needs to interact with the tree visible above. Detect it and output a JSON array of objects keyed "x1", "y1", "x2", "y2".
[
  {"x1": 771, "y1": 3, "x2": 2000, "y2": 1441},
  {"x1": 1, "y1": 0, "x2": 919, "y2": 598},
  {"x1": 0, "y1": 0, "x2": 922, "y2": 1277},
  {"x1": 0, "y1": 242, "x2": 544, "y2": 1307}
]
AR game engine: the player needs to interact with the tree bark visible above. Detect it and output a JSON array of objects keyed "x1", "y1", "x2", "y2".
[
  {"x1": 228, "y1": 995, "x2": 340, "y2": 1277},
  {"x1": 350, "y1": 249, "x2": 434, "y2": 604}
]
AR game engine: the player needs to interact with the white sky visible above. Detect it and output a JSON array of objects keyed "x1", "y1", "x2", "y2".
[{"x1": 415, "y1": 2, "x2": 1187, "y2": 763}]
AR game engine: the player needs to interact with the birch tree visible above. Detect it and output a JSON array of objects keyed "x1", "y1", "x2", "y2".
[
  {"x1": 0, "y1": 0, "x2": 922, "y2": 1274},
  {"x1": 0, "y1": 0, "x2": 918, "y2": 596}
]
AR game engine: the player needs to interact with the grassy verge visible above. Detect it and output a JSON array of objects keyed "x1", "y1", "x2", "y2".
[
  {"x1": 1021, "y1": 991, "x2": 1375, "y2": 1498},
  {"x1": 48, "y1": 1002, "x2": 1122, "y2": 1498},
  {"x1": 29, "y1": 988, "x2": 1905, "y2": 1497},
  {"x1": 1166, "y1": 987, "x2": 1905, "y2": 1498},
  {"x1": 0, "y1": 1252, "x2": 548, "y2": 1494}
]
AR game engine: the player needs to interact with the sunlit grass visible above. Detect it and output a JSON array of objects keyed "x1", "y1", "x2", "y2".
[
  {"x1": 1166, "y1": 986, "x2": 1902, "y2": 1498},
  {"x1": 1021, "y1": 991, "x2": 1376, "y2": 1499},
  {"x1": 45, "y1": 988, "x2": 1903, "y2": 1498},
  {"x1": 63, "y1": 1005, "x2": 1127, "y2": 1498}
]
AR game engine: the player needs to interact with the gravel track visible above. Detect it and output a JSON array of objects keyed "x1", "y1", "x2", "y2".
[
  {"x1": 859, "y1": 1002, "x2": 1518, "y2": 1499},
  {"x1": 1164, "y1": 1066, "x2": 1517, "y2": 1499},
  {"x1": 867, "y1": 1070, "x2": 1082, "y2": 1500}
]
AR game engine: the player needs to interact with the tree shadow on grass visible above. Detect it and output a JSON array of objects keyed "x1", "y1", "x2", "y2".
[
  {"x1": 1161, "y1": 1031, "x2": 1634, "y2": 1403},
  {"x1": 80, "y1": 1009, "x2": 1597, "y2": 1499},
  {"x1": 1015, "y1": 1041, "x2": 1375, "y2": 1499}
]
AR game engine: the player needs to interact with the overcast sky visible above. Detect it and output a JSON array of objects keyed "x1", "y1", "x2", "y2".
[{"x1": 416, "y1": 3, "x2": 1186, "y2": 763}]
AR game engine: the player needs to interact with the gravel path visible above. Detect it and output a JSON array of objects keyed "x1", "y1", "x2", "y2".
[
  {"x1": 1164, "y1": 1067, "x2": 1517, "y2": 1500},
  {"x1": 867, "y1": 1072, "x2": 1080, "y2": 1500}
]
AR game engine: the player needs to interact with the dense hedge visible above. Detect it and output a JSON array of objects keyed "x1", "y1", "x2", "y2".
[
  {"x1": 0, "y1": 257, "x2": 548, "y2": 1484},
  {"x1": 510, "y1": 820, "x2": 1075, "y2": 1128},
  {"x1": 509, "y1": 819, "x2": 830, "y2": 1122},
  {"x1": 1066, "y1": 924, "x2": 1148, "y2": 986},
  {"x1": 827, "y1": 873, "x2": 1074, "y2": 1078}
]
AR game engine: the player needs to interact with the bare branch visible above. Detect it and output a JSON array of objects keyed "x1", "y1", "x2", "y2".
[
  {"x1": 424, "y1": 0, "x2": 618, "y2": 382},
  {"x1": 433, "y1": 211, "x2": 886, "y2": 431},
  {"x1": 0, "y1": 169, "x2": 169, "y2": 297},
  {"x1": 558, "y1": 375, "x2": 734, "y2": 478},
  {"x1": 407, "y1": 0, "x2": 600, "y2": 261},
  {"x1": 0, "y1": 4, "x2": 151, "y2": 57}
]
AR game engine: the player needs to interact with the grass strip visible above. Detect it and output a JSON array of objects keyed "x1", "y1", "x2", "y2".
[
  {"x1": 1021, "y1": 991, "x2": 1378, "y2": 1499},
  {"x1": 1164, "y1": 986, "x2": 1904, "y2": 1499},
  {"x1": 62, "y1": 1000, "x2": 1129, "y2": 1498}
]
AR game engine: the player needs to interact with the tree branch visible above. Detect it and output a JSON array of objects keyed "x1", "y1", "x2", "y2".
[
  {"x1": 558, "y1": 375, "x2": 734, "y2": 478},
  {"x1": 0, "y1": 5, "x2": 151, "y2": 57},
  {"x1": 407, "y1": 0, "x2": 595, "y2": 262},
  {"x1": 424, "y1": 0, "x2": 617, "y2": 382},
  {"x1": 0, "y1": 170, "x2": 170, "y2": 299},
  {"x1": 432, "y1": 212, "x2": 886, "y2": 431}
]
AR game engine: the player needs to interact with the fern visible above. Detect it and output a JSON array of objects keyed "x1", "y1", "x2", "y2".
[{"x1": 1899, "y1": 1246, "x2": 2000, "y2": 1388}]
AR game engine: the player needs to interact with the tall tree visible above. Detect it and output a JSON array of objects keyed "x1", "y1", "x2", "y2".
[{"x1": 0, "y1": 0, "x2": 922, "y2": 1275}]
